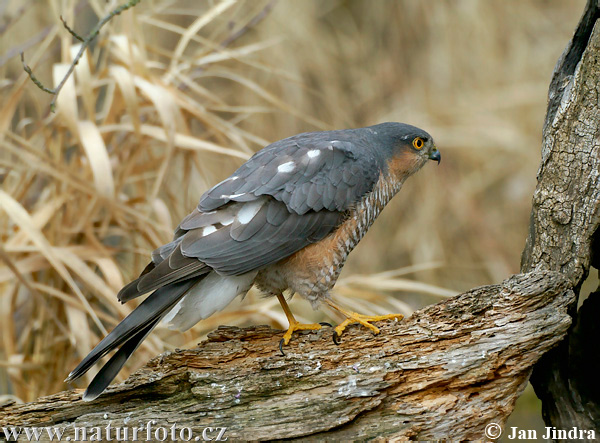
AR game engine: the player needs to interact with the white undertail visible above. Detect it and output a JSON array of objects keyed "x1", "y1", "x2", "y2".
[{"x1": 163, "y1": 271, "x2": 257, "y2": 331}]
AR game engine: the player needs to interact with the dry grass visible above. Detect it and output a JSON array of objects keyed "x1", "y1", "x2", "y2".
[{"x1": 0, "y1": 0, "x2": 584, "y2": 401}]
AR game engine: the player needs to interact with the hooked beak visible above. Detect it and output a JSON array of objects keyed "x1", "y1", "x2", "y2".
[{"x1": 429, "y1": 148, "x2": 441, "y2": 164}]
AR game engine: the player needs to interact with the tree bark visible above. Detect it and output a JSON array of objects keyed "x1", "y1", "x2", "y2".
[
  {"x1": 520, "y1": 0, "x2": 600, "y2": 431},
  {"x1": 0, "y1": 271, "x2": 573, "y2": 441}
]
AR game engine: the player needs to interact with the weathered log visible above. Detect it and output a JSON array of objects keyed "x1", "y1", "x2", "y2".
[
  {"x1": 0, "y1": 271, "x2": 573, "y2": 440},
  {"x1": 520, "y1": 0, "x2": 600, "y2": 430}
]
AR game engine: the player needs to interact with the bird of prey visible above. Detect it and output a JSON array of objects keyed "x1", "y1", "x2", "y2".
[{"x1": 66, "y1": 122, "x2": 440, "y2": 400}]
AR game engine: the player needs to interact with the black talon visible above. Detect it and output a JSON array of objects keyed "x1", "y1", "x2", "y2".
[
  {"x1": 319, "y1": 322, "x2": 332, "y2": 328},
  {"x1": 332, "y1": 331, "x2": 341, "y2": 345},
  {"x1": 279, "y1": 338, "x2": 286, "y2": 356}
]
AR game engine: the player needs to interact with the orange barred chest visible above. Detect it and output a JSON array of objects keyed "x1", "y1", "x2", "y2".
[{"x1": 255, "y1": 173, "x2": 403, "y2": 305}]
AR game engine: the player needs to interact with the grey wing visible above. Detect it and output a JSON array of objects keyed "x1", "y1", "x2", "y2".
[
  {"x1": 118, "y1": 197, "x2": 342, "y2": 300},
  {"x1": 174, "y1": 135, "x2": 384, "y2": 275},
  {"x1": 197, "y1": 135, "x2": 383, "y2": 215},
  {"x1": 117, "y1": 243, "x2": 208, "y2": 302},
  {"x1": 178, "y1": 197, "x2": 342, "y2": 275},
  {"x1": 119, "y1": 134, "x2": 382, "y2": 298}
]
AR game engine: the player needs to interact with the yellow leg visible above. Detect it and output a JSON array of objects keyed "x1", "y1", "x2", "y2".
[
  {"x1": 277, "y1": 294, "x2": 324, "y2": 351},
  {"x1": 325, "y1": 299, "x2": 403, "y2": 341}
]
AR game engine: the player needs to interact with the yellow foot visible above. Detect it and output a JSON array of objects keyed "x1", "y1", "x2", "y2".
[
  {"x1": 325, "y1": 300, "x2": 403, "y2": 344},
  {"x1": 282, "y1": 320, "x2": 323, "y2": 344},
  {"x1": 276, "y1": 294, "x2": 331, "y2": 356},
  {"x1": 279, "y1": 320, "x2": 329, "y2": 356}
]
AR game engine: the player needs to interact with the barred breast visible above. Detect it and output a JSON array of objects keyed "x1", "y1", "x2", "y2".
[{"x1": 254, "y1": 173, "x2": 404, "y2": 306}]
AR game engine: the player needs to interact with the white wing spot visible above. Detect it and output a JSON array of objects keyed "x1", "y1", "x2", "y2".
[
  {"x1": 202, "y1": 225, "x2": 217, "y2": 236},
  {"x1": 237, "y1": 200, "x2": 263, "y2": 225},
  {"x1": 277, "y1": 161, "x2": 295, "y2": 173},
  {"x1": 212, "y1": 177, "x2": 233, "y2": 190},
  {"x1": 221, "y1": 193, "x2": 245, "y2": 199},
  {"x1": 221, "y1": 217, "x2": 234, "y2": 226},
  {"x1": 307, "y1": 149, "x2": 320, "y2": 158}
]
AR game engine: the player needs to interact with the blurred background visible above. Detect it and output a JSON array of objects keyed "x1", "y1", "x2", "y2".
[{"x1": 0, "y1": 0, "x2": 586, "y2": 433}]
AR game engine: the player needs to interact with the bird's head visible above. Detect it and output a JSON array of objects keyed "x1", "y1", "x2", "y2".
[{"x1": 368, "y1": 122, "x2": 440, "y2": 178}]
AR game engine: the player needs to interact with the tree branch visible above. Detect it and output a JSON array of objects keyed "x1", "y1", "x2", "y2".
[
  {"x1": 520, "y1": 0, "x2": 600, "y2": 430},
  {"x1": 0, "y1": 271, "x2": 573, "y2": 440}
]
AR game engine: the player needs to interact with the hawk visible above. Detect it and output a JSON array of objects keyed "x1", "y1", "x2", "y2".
[{"x1": 66, "y1": 122, "x2": 440, "y2": 400}]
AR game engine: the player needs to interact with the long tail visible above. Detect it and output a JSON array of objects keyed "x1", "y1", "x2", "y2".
[{"x1": 65, "y1": 278, "x2": 199, "y2": 401}]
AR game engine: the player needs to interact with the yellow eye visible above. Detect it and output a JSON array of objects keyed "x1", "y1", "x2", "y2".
[{"x1": 413, "y1": 137, "x2": 425, "y2": 150}]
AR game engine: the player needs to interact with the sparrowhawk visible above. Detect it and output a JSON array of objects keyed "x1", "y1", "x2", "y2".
[{"x1": 66, "y1": 122, "x2": 440, "y2": 400}]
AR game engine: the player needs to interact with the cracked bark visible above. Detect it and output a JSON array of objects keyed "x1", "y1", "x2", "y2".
[
  {"x1": 0, "y1": 272, "x2": 574, "y2": 440},
  {"x1": 520, "y1": 0, "x2": 600, "y2": 432}
]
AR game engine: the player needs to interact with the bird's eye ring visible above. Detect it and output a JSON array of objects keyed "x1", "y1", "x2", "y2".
[{"x1": 413, "y1": 137, "x2": 424, "y2": 150}]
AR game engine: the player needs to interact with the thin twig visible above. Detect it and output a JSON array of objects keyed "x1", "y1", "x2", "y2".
[
  {"x1": 21, "y1": 0, "x2": 142, "y2": 113},
  {"x1": 60, "y1": 16, "x2": 84, "y2": 42},
  {"x1": 20, "y1": 52, "x2": 54, "y2": 94}
]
